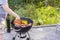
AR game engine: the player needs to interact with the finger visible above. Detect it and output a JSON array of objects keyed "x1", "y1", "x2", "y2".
[
  {"x1": 15, "y1": 23, "x2": 21, "y2": 27},
  {"x1": 21, "y1": 26, "x2": 26, "y2": 28},
  {"x1": 26, "y1": 23, "x2": 32, "y2": 26}
]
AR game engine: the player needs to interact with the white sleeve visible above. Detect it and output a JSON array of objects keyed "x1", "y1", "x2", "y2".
[{"x1": 0, "y1": 0, "x2": 8, "y2": 4}]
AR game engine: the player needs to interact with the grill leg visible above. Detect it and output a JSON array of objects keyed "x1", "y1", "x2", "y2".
[{"x1": 13, "y1": 32, "x2": 31, "y2": 40}]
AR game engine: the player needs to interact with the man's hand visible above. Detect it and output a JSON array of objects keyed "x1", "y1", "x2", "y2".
[
  {"x1": 15, "y1": 23, "x2": 32, "y2": 28},
  {"x1": 15, "y1": 23, "x2": 21, "y2": 28},
  {"x1": 15, "y1": 15, "x2": 20, "y2": 20},
  {"x1": 20, "y1": 23, "x2": 32, "y2": 28}
]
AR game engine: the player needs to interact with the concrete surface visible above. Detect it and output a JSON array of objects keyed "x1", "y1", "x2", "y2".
[{"x1": 2, "y1": 26, "x2": 60, "y2": 40}]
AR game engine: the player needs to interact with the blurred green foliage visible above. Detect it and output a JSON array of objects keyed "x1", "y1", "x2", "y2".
[{"x1": 8, "y1": 0, "x2": 60, "y2": 26}]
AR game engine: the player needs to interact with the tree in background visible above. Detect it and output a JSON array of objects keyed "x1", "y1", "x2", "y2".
[{"x1": 8, "y1": 0, "x2": 60, "y2": 25}]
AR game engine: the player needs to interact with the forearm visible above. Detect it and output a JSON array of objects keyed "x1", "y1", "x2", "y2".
[
  {"x1": 1, "y1": 4, "x2": 20, "y2": 18},
  {"x1": 4, "y1": 7, "x2": 19, "y2": 18}
]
